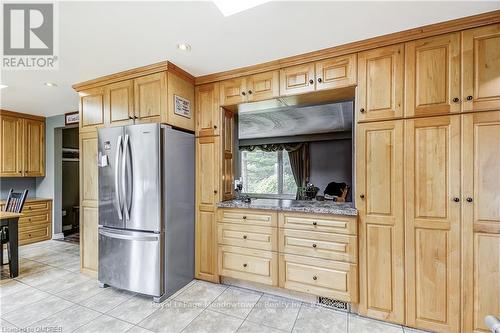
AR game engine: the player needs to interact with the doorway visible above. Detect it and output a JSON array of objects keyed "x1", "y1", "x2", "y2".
[{"x1": 61, "y1": 127, "x2": 80, "y2": 242}]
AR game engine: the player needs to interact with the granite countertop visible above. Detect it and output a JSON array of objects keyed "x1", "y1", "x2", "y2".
[{"x1": 217, "y1": 198, "x2": 357, "y2": 216}]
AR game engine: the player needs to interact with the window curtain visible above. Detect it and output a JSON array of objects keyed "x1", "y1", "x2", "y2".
[
  {"x1": 287, "y1": 144, "x2": 310, "y2": 199},
  {"x1": 239, "y1": 143, "x2": 304, "y2": 152}
]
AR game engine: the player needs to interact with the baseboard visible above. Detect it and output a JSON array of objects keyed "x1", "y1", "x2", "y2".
[{"x1": 52, "y1": 232, "x2": 64, "y2": 239}]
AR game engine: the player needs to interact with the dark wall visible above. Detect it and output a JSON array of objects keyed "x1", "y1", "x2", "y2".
[{"x1": 62, "y1": 128, "x2": 79, "y2": 229}]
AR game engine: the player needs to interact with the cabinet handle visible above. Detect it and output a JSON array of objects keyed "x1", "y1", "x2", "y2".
[
  {"x1": 317, "y1": 78, "x2": 322, "y2": 83},
  {"x1": 134, "y1": 116, "x2": 138, "y2": 119},
  {"x1": 309, "y1": 79, "x2": 314, "y2": 85},
  {"x1": 312, "y1": 243, "x2": 317, "y2": 248},
  {"x1": 312, "y1": 221, "x2": 317, "y2": 226},
  {"x1": 241, "y1": 91, "x2": 246, "y2": 96},
  {"x1": 359, "y1": 194, "x2": 365, "y2": 199},
  {"x1": 128, "y1": 116, "x2": 134, "y2": 120},
  {"x1": 243, "y1": 263, "x2": 247, "y2": 268},
  {"x1": 243, "y1": 235, "x2": 247, "y2": 239},
  {"x1": 453, "y1": 197, "x2": 460, "y2": 202},
  {"x1": 466, "y1": 95, "x2": 473, "y2": 101},
  {"x1": 452, "y1": 97, "x2": 460, "y2": 103},
  {"x1": 248, "y1": 90, "x2": 252, "y2": 95},
  {"x1": 360, "y1": 108, "x2": 366, "y2": 113},
  {"x1": 213, "y1": 125, "x2": 217, "y2": 129},
  {"x1": 466, "y1": 197, "x2": 473, "y2": 203},
  {"x1": 242, "y1": 216, "x2": 247, "y2": 220},
  {"x1": 313, "y1": 275, "x2": 318, "y2": 281},
  {"x1": 214, "y1": 190, "x2": 218, "y2": 194}
]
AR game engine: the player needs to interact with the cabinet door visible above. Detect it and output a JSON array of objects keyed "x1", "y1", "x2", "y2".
[
  {"x1": 462, "y1": 111, "x2": 500, "y2": 333},
  {"x1": 220, "y1": 77, "x2": 246, "y2": 106},
  {"x1": 134, "y1": 72, "x2": 166, "y2": 123},
  {"x1": 221, "y1": 109, "x2": 234, "y2": 201},
  {"x1": 405, "y1": 116, "x2": 461, "y2": 333},
  {"x1": 315, "y1": 54, "x2": 357, "y2": 91},
  {"x1": 23, "y1": 119, "x2": 45, "y2": 177},
  {"x1": 405, "y1": 33, "x2": 461, "y2": 117},
  {"x1": 246, "y1": 70, "x2": 279, "y2": 102},
  {"x1": 195, "y1": 83, "x2": 220, "y2": 137},
  {"x1": 463, "y1": 24, "x2": 500, "y2": 112},
  {"x1": 81, "y1": 206, "x2": 98, "y2": 274},
  {"x1": 357, "y1": 44, "x2": 404, "y2": 121},
  {"x1": 80, "y1": 88, "x2": 105, "y2": 132},
  {"x1": 195, "y1": 136, "x2": 220, "y2": 282},
  {"x1": 105, "y1": 80, "x2": 134, "y2": 126},
  {"x1": 0, "y1": 115, "x2": 23, "y2": 176},
  {"x1": 356, "y1": 120, "x2": 404, "y2": 324},
  {"x1": 280, "y1": 63, "x2": 315, "y2": 96}
]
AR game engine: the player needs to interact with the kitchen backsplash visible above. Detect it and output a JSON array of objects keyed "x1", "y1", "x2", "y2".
[{"x1": 0, "y1": 178, "x2": 37, "y2": 199}]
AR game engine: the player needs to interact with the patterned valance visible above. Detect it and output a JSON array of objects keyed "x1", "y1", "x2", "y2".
[{"x1": 239, "y1": 143, "x2": 304, "y2": 152}]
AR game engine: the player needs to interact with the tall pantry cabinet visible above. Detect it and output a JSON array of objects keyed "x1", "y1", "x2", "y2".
[{"x1": 357, "y1": 23, "x2": 500, "y2": 333}]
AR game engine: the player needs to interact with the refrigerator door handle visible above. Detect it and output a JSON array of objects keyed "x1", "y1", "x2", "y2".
[
  {"x1": 114, "y1": 135, "x2": 123, "y2": 220},
  {"x1": 99, "y1": 228, "x2": 159, "y2": 242},
  {"x1": 122, "y1": 134, "x2": 131, "y2": 220}
]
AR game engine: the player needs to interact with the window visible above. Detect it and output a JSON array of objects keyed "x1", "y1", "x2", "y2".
[{"x1": 240, "y1": 149, "x2": 297, "y2": 198}]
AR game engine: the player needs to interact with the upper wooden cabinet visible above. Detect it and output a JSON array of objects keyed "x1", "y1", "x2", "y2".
[
  {"x1": 280, "y1": 63, "x2": 316, "y2": 96},
  {"x1": 405, "y1": 33, "x2": 461, "y2": 117},
  {"x1": 462, "y1": 24, "x2": 500, "y2": 112},
  {"x1": 196, "y1": 83, "x2": 220, "y2": 137},
  {"x1": 219, "y1": 71, "x2": 279, "y2": 106},
  {"x1": 0, "y1": 111, "x2": 45, "y2": 177},
  {"x1": 357, "y1": 44, "x2": 404, "y2": 121},
  {"x1": 74, "y1": 61, "x2": 195, "y2": 132}
]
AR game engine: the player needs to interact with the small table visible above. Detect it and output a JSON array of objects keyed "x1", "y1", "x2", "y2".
[{"x1": 0, "y1": 211, "x2": 22, "y2": 278}]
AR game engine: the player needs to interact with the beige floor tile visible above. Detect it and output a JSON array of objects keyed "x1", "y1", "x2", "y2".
[
  {"x1": 74, "y1": 314, "x2": 133, "y2": 333},
  {"x1": 127, "y1": 326, "x2": 155, "y2": 333},
  {"x1": 57, "y1": 279, "x2": 104, "y2": 302},
  {"x1": 175, "y1": 280, "x2": 227, "y2": 308},
  {"x1": 1, "y1": 319, "x2": 17, "y2": 330},
  {"x1": 15, "y1": 267, "x2": 72, "y2": 287},
  {"x1": 349, "y1": 314, "x2": 404, "y2": 333},
  {"x1": 246, "y1": 295, "x2": 301, "y2": 332},
  {"x1": 292, "y1": 303, "x2": 347, "y2": 333},
  {"x1": 2, "y1": 294, "x2": 73, "y2": 328},
  {"x1": 79, "y1": 287, "x2": 135, "y2": 313},
  {"x1": 138, "y1": 300, "x2": 203, "y2": 333},
  {"x1": 0, "y1": 286, "x2": 51, "y2": 314},
  {"x1": 237, "y1": 321, "x2": 286, "y2": 333},
  {"x1": 0, "y1": 280, "x2": 29, "y2": 297},
  {"x1": 209, "y1": 287, "x2": 262, "y2": 319},
  {"x1": 182, "y1": 309, "x2": 243, "y2": 333},
  {"x1": 403, "y1": 327, "x2": 431, "y2": 333},
  {"x1": 36, "y1": 271, "x2": 90, "y2": 293},
  {"x1": 28, "y1": 304, "x2": 100, "y2": 332},
  {"x1": 108, "y1": 294, "x2": 161, "y2": 325}
]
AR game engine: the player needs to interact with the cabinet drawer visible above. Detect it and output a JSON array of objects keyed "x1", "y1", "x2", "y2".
[
  {"x1": 279, "y1": 254, "x2": 358, "y2": 302},
  {"x1": 23, "y1": 200, "x2": 50, "y2": 214},
  {"x1": 279, "y1": 229, "x2": 357, "y2": 263},
  {"x1": 218, "y1": 209, "x2": 277, "y2": 227},
  {"x1": 279, "y1": 212, "x2": 357, "y2": 235},
  {"x1": 218, "y1": 245, "x2": 278, "y2": 286},
  {"x1": 218, "y1": 223, "x2": 277, "y2": 251},
  {"x1": 19, "y1": 224, "x2": 51, "y2": 245},
  {"x1": 18, "y1": 213, "x2": 50, "y2": 228}
]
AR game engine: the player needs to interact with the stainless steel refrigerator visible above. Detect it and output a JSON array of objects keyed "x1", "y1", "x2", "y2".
[{"x1": 97, "y1": 123, "x2": 194, "y2": 302}]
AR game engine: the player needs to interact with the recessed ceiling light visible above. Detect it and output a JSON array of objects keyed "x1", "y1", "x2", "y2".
[
  {"x1": 177, "y1": 43, "x2": 191, "y2": 52},
  {"x1": 44, "y1": 82, "x2": 58, "y2": 87},
  {"x1": 0, "y1": 84, "x2": 7, "y2": 90},
  {"x1": 213, "y1": 0, "x2": 269, "y2": 17}
]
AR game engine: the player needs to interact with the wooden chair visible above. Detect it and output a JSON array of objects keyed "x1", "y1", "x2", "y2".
[{"x1": 1, "y1": 189, "x2": 28, "y2": 269}]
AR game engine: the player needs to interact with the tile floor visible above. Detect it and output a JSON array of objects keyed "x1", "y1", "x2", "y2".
[{"x1": 0, "y1": 240, "x2": 428, "y2": 333}]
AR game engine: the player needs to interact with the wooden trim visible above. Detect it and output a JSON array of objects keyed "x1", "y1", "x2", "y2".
[
  {"x1": 73, "y1": 61, "x2": 195, "y2": 91},
  {"x1": 0, "y1": 109, "x2": 45, "y2": 121},
  {"x1": 195, "y1": 10, "x2": 500, "y2": 85}
]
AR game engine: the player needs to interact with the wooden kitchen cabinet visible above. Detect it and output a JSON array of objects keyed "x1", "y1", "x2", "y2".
[
  {"x1": 357, "y1": 44, "x2": 404, "y2": 121},
  {"x1": 405, "y1": 33, "x2": 461, "y2": 117},
  {"x1": 356, "y1": 120, "x2": 405, "y2": 324},
  {"x1": 221, "y1": 109, "x2": 234, "y2": 201},
  {"x1": 134, "y1": 72, "x2": 165, "y2": 123},
  {"x1": 105, "y1": 80, "x2": 134, "y2": 126},
  {"x1": 280, "y1": 63, "x2": 316, "y2": 96},
  {"x1": 0, "y1": 111, "x2": 45, "y2": 177},
  {"x1": 405, "y1": 115, "x2": 461, "y2": 333},
  {"x1": 80, "y1": 87, "x2": 105, "y2": 133},
  {"x1": 196, "y1": 83, "x2": 220, "y2": 137},
  {"x1": 219, "y1": 71, "x2": 279, "y2": 106},
  {"x1": 462, "y1": 111, "x2": 500, "y2": 333},
  {"x1": 220, "y1": 77, "x2": 246, "y2": 106},
  {"x1": 315, "y1": 54, "x2": 357, "y2": 91},
  {"x1": 462, "y1": 24, "x2": 500, "y2": 112}
]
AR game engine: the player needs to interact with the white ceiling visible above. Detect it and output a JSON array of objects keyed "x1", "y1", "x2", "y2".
[{"x1": 0, "y1": 1, "x2": 498, "y2": 117}]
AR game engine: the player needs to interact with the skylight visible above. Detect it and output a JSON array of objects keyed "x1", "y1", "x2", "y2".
[{"x1": 213, "y1": 0, "x2": 269, "y2": 17}]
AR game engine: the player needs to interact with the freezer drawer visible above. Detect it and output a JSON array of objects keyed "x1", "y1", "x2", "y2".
[{"x1": 98, "y1": 227, "x2": 163, "y2": 296}]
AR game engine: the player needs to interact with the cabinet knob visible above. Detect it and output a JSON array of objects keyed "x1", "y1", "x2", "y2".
[
  {"x1": 452, "y1": 97, "x2": 460, "y2": 103},
  {"x1": 242, "y1": 216, "x2": 247, "y2": 220},
  {"x1": 213, "y1": 125, "x2": 217, "y2": 129},
  {"x1": 453, "y1": 197, "x2": 460, "y2": 202},
  {"x1": 134, "y1": 116, "x2": 138, "y2": 119},
  {"x1": 312, "y1": 275, "x2": 318, "y2": 281},
  {"x1": 312, "y1": 243, "x2": 317, "y2": 248},
  {"x1": 214, "y1": 190, "x2": 218, "y2": 194},
  {"x1": 309, "y1": 79, "x2": 314, "y2": 85},
  {"x1": 312, "y1": 221, "x2": 317, "y2": 226},
  {"x1": 243, "y1": 263, "x2": 248, "y2": 268},
  {"x1": 317, "y1": 78, "x2": 322, "y2": 83},
  {"x1": 243, "y1": 235, "x2": 247, "y2": 240},
  {"x1": 360, "y1": 108, "x2": 366, "y2": 113},
  {"x1": 129, "y1": 116, "x2": 134, "y2": 120},
  {"x1": 248, "y1": 90, "x2": 252, "y2": 95},
  {"x1": 359, "y1": 194, "x2": 365, "y2": 199},
  {"x1": 466, "y1": 95, "x2": 473, "y2": 101},
  {"x1": 466, "y1": 197, "x2": 473, "y2": 203},
  {"x1": 241, "y1": 91, "x2": 246, "y2": 96}
]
